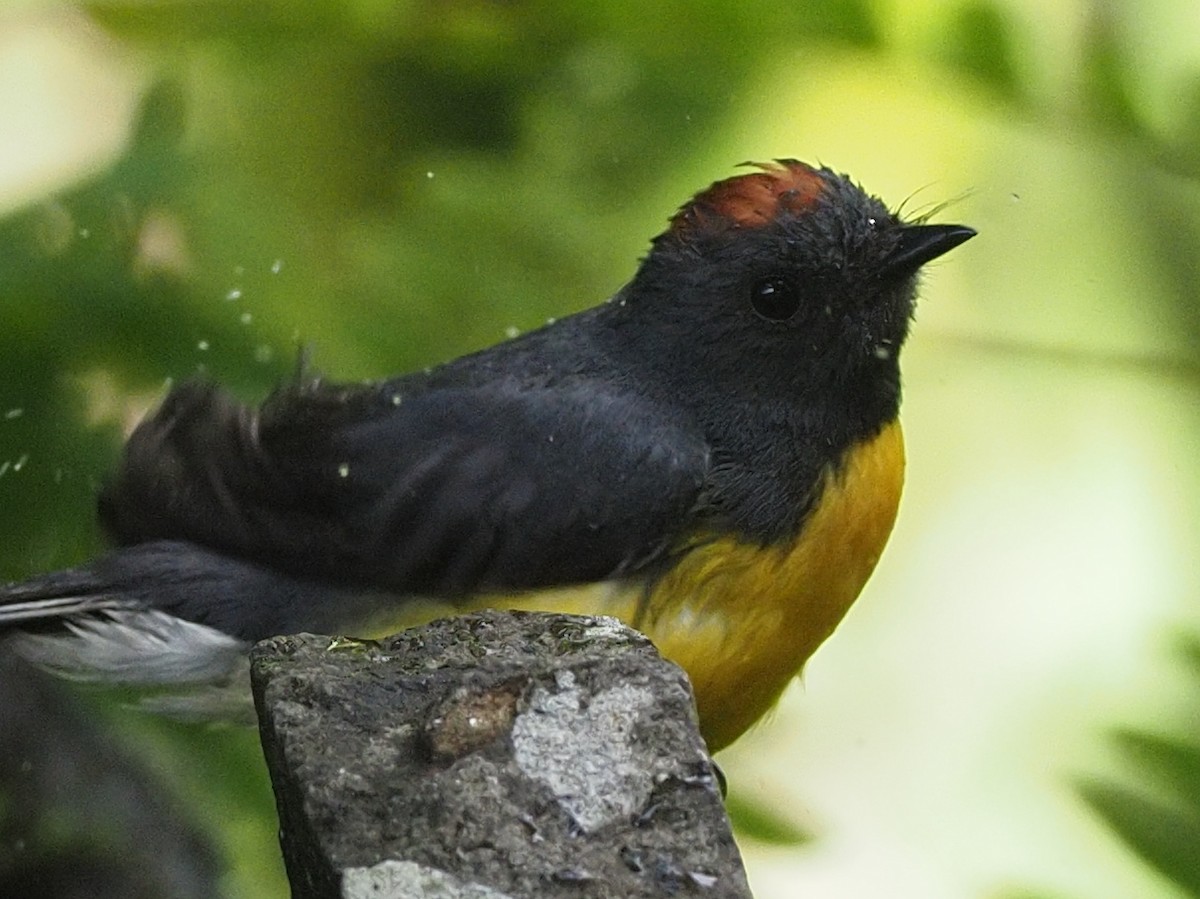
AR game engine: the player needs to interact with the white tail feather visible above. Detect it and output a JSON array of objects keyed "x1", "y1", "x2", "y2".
[
  {"x1": 9, "y1": 608, "x2": 249, "y2": 686},
  {"x1": 0, "y1": 593, "x2": 130, "y2": 624}
]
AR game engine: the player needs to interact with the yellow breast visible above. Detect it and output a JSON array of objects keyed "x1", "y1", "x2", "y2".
[
  {"x1": 645, "y1": 419, "x2": 906, "y2": 749},
  {"x1": 362, "y1": 420, "x2": 906, "y2": 752}
]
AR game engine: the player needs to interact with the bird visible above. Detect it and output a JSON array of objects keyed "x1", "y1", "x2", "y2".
[{"x1": 0, "y1": 161, "x2": 973, "y2": 752}]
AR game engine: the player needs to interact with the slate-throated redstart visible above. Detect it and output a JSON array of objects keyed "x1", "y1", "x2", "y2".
[{"x1": 0, "y1": 161, "x2": 973, "y2": 751}]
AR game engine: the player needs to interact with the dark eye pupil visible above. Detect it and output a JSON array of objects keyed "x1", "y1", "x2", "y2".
[{"x1": 750, "y1": 278, "x2": 800, "y2": 321}]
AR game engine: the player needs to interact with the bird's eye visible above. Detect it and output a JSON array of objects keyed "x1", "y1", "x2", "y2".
[{"x1": 750, "y1": 277, "x2": 800, "y2": 322}]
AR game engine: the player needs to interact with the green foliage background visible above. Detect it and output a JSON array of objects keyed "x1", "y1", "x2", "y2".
[{"x1": 1, "y1": 2, "x2": 1199, "y2": 897}]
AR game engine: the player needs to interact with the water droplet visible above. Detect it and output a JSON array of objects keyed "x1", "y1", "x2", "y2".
[
  {"x1": 225, "y1": 288, "x2": 242, "y2": 301},
  {"x1": 390, "y1": 394, "x2": 403, "y2": 406},
  {"x1": 337, "y1": 462, "x2": 350, "y2": 478},
  {"x1": 504, "y1": 325, "x2": 520, "y2": 339},
  {"x1": 4, "y1": 408, "x2": 23, "y2": 420},
  {"x1": 233, "y1": 265, "x2": 245, "y2": 276},
  {"x1": 545, "y1": 317, "x2": 557, "y2": 325},
  {"x1": 239, "y1": 312, "x2": 253, "y2": 325},
  {"x1": 0, "y1": 462, "x2": 10, "y2": 478},
  {"x1": 873, "y1": 345, "x2": 892, "y2": 360},
  {"x1": 12, "y1": 454, "x2": 27, "y2": 472},
  {"x1": 78, "y1": 227, "x2": 90, "y2": 239},
  {"x1": 197, "y1": 340, "x2": 210, "y2": 351},
  {"x1": 425, "y1": 171, "x2": 435, "y2": 179},
  {"x1": 271, "y1": 259, "x2": 283, "y2": 274},
  {"x1": 254, "y1": 344, "x2": 274, "y2": 363}
]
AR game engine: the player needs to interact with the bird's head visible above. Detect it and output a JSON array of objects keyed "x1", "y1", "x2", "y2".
[{"x1": 620, "y1": 160, "x2": 974, "y2": 398}]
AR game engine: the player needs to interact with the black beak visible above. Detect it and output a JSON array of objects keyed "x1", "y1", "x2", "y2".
[{"x1": 881, "y1": 224, "x2": 976, "y2": 278}]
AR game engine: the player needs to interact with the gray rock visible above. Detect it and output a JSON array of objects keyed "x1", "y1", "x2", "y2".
[{"x1": 250, "y1": 611, "x2": 752, "y2": 899}]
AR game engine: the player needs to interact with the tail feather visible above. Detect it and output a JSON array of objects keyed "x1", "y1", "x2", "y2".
[
  {"x1": 2, "y1": 539, "x2": 352, "y2": 641},
  {"x1": 0, "y1": 549, "x2": 250, "y2": 693},
  {"x1": 8, "y1": 603, "x2": 254, "y2": 721},
  {"x1": 12, "y1": 608, "x2": 247, "y2": 686},
  {"x1": 0, "y1": 563, "x2": 133, "y2": 626},
  {"x1": 0, "y1": 594, "x2": 131, "y2": 626},
  {"x1": 0, "y1": 540, "x2": 353, "y2": 709}
]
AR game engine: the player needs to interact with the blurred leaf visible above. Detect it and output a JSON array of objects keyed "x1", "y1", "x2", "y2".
[
  {"x1": 1077, "y1": 778, "x2": 1200, "y2": 896},
  {"x1": 1173, "y1": 75, "x2": 1200, "y2": 172},
  {"x1": 937, "y1": 2, "x2": 1022, "y2": 99},
  {"x1": 724, "y1": 791, "x2": 812, "y2": 846},
  {"x1": 87, "y1": 0, "x2": 357, "y2": 43},
  {"x1": 1079, "y1": 10, "x2": 1141, "y2": 133},
  {"x1": 1109, "y1": 730, "x2": 1200, "y2": 804},
  {"x1": 1175, "y1": 633, "x2": 1200, "y2": 678},
  {"x1": 129, "y1": 78, "x2": 188, "y2": 156},
  {"x1": 1076, "y1": 634, "x2": 1200, "y2": 898}
]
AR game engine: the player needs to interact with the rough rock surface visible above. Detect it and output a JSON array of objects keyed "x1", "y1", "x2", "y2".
[{"x1": 250, "y1": 611, "x2": 752, "y2": 899}]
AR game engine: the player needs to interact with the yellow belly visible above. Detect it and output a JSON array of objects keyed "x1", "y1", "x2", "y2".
[
  {"x1": 648, "y1": 420, "x2": 906, "y2": 749},
  {"x1": 364, "y1": 420, "x2": 905, "y2": 752}
]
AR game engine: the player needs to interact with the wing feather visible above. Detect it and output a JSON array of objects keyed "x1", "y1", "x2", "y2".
[{"x1": 100, "y1": 377, "x2": 709, "y2": 596}]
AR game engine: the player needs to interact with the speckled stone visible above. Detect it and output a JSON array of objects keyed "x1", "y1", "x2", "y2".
[{"x1": 250, "y1": 611, "x2": 750, "y2": 899}]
